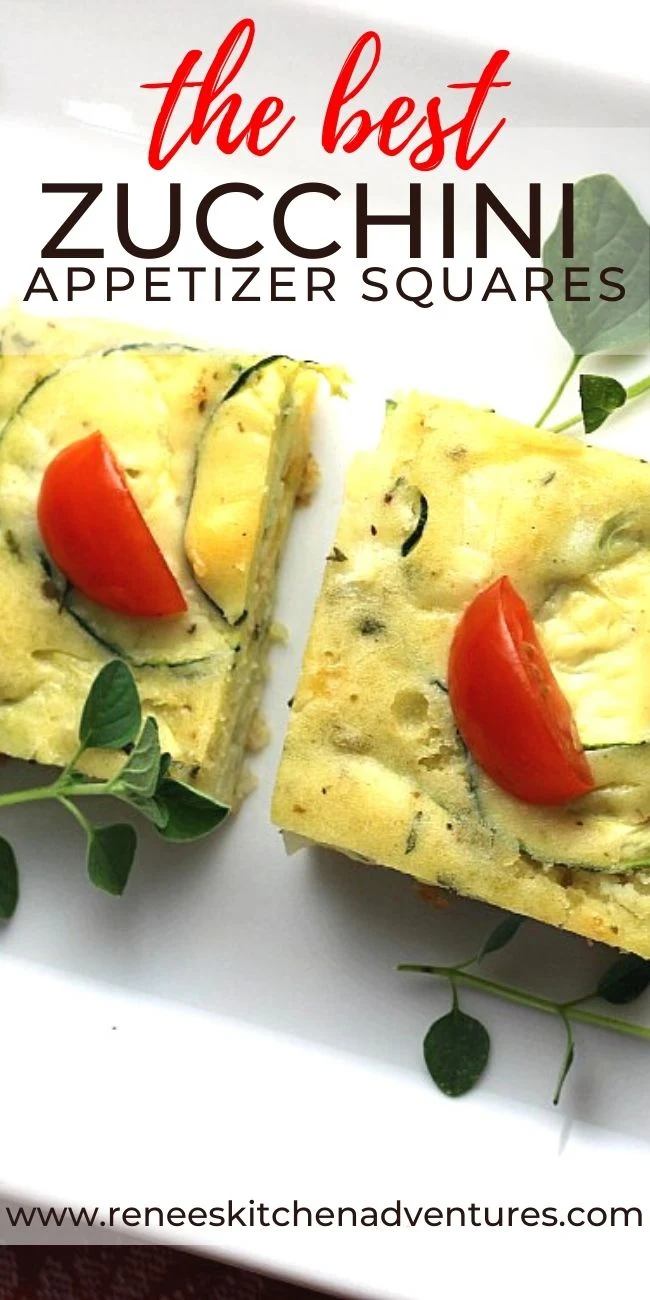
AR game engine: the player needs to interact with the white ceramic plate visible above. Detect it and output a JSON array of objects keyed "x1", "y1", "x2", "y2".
[{"x1": 0, "y1": 2, "x2": 649, "y2": 1296}]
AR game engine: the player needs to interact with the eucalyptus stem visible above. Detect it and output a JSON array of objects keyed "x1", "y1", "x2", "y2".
[
  {"x1": 551, "y1": 372, "x2": 650, "y2": 433},
  {"x1": 398, "y1": 963, "x2": 650, "y2": 1043},
  {"x1": 535, "y1": 354, "x2": 582, "y2": 427}
]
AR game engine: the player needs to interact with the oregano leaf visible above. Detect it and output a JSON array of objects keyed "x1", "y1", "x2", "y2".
[
  {"x1": 0, "y1": 836, "x2": 19, "y2": 919},
  {"x1": 154, "y1": 778, "x2": 229, "y2": 842},
  {"x1": 477, "y1": 915, "x2": 524, "y2": 963},
  {"x1": 579, "y1": 374, "x2": 627, "y2": 433},
  {"x1": 121, "y1": 792, "x2": 169, "y2": 831},
  {"x1": 87, "y1": 823, "x2": 137, "y2": 896},
  {"x1": 79, "y1": 661, "x2": 141, "y2": 750},
  {"x1": 124, "y1": 750, "x2": 176, "y2": 828},
  {"x1": 114, "y1": 717, "x2": 161, "y2": 800},
  {"x1": 596, "y1": 953, "x2": 650, "y2": 1005},
  {"x1": 423, "y1": 1005, "x2": 490, "y2": 1097}
]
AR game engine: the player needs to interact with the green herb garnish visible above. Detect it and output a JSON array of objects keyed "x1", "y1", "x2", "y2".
[
  {"x1": 576, "y1": 374, "x2": 627, "y2": 434},
  {"x1": 536, "y1": 175, "x2": 650, "y2": 433},
  {"x1": 552, "y1": 374, "x2": 650, "y2": 436},
  {"x1": 0, "y1": 660, "x2": 228, "y2": 913},
  {"x1": 0, "y1": 837, "x2": 18, "y2": 919},
  {"x1": 79, "y1": 658, "x2": 141, "y2": 749},
  {"x1": 400, "y1": 916, "x2": 650, "y2": 1104},
  {"x1": 476, "y1": 913, "x2": 523, "y2": 961},
  {"x1": 86, "y1": 823, "x2": 137, "y2": 896},
  {"x1": 423, "y1": 991, "x2": 490, "y2": 1097}
]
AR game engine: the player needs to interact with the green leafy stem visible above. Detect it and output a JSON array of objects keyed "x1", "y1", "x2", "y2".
[
  {"x1": 550, "y1": 372, "x2": 650, "y2": 435},
  {"x1": 535, "y1": 174, "x2": 650, "y2": 436},
  {"x1": 399, "y1": 916, "x2": 650, "y2": 1105},
  {"x1": 535, "y1": 354, "x2": 583, "y2": 428},
  {"x1": 0, "y1": 660, "x2": 228, "y2": 917}
]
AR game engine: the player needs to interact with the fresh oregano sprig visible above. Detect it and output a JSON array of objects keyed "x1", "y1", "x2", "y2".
[
  {"x1": 0, "y1": 660, "x2": 228, "y2": 914},
  {"x1": 553, "y1": 373, "x2": 650, "y2": 435},
  {"x1": 399, "y1": 916, "x2": 650, "y2": 1104}
]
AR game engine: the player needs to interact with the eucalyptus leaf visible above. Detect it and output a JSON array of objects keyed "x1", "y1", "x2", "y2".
[
  {"x1": 115, "y1": 717, "x2": 161, "y2": 800},
  {"x1": 596, "y1": 953, "x2": 650, "y2": 1005},
  {"x1": 0, "y1": 836, "x2": 19, "y2": 919},
  {"x1": 579, "y1": 373, "x2": 627, "y2": 433},
  {"x1": 79, "y1": 661, "x2": 141, "y2": 750},
  {"x1": 543, "y1": 174, "x2": 650, "y2": 356},
  {"x1": 477, "y1": 915, "x2": 524, "y2": 963},
  {"x1": 154, "y1": 779, "x2": 229, "y2": 842},
  {"x1": 423, "y1": 1005, "x2": 490, "y2": 1097},
  {"x1": 87, "y1": 823, "x2": 137, "y2": 895}
]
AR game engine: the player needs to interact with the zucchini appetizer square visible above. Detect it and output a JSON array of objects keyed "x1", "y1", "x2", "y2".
[
  {"x1": 273, "y1": 393, "x2": 650, "y2": 957},
  {"x1": 0, "y1": 310, "x2": 328, "y2": 804}
]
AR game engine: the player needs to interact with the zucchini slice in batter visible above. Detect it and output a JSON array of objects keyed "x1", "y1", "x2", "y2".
[
  {"x1": 185, "y1": 356, "x2": 319, "y2": 626},
  {"x1": 473, "y1": 744, "x2": 650, "y2": 871},
  {"x1": 0, "y1": 344, "x2": 249, "y2": 666}
]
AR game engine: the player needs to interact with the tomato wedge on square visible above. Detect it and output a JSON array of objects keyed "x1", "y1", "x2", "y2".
[
  {"x1": 448, "y1": 576, "x2": 594, "y2": 805},
  {"x1": 38, "y1": 432, "x2": 187, "y2": 618}
]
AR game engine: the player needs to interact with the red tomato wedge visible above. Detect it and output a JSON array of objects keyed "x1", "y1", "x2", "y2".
[
  {"x1": 37, "y1": 432, "x2": 187, "y2": 618},
  {"x1": 448, "y1": 576, "x2": 594, "y2": 806}
]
